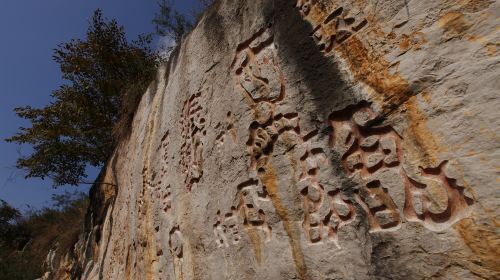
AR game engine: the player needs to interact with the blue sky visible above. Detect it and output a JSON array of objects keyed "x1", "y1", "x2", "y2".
[{"x1": 0, "y1": 0, "x2": 201, "y2": 211}]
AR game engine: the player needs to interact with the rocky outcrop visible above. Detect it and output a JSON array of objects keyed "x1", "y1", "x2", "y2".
[{"x1": 54, "y1": 0, "x2": 499, "y2": 279}]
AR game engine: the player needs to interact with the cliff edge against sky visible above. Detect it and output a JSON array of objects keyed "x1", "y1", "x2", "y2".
[{"x1": 47, "y1": 0, "x2": 499, "y2": 279}]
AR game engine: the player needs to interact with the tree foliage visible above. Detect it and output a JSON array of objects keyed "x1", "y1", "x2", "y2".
[
  {"x1": 0, "y1": 194, "x2": 88, "y2": 280},
  {"x1": 0, "y1": 200, "x2": 25, "y2": 246},
  {"x1": 153, "y1": 0, "x2": 194, "y2": 43},
  {"x1": 6, "y1": 9, "x2": 157, "y2": 186},
  {"x1": 153, "y1": 0, "x2": 213, "y2": 44}
]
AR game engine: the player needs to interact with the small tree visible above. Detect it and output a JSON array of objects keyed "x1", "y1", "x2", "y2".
[
  {"x1": 6, "y1": 9, "x2": 157, "y2": 186},
  {"x1": 0, "y1": 200, "x2": 21, "y2": 241},
  {"x1": 153, "y1": 0, "x2": 193, "y2": 43}
]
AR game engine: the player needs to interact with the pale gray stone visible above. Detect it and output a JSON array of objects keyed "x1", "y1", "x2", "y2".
[{"x1": 45, "y1": 0, "x2": 500, "y2": 279}]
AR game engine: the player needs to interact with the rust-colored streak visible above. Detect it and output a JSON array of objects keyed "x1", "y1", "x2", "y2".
[
  {"x1": 139, "y1": 180, "x2": 156, "y2": 280},
  {"x1": 125, "y1": 245, "x2": 132, "y2": 280},
  {"x1": 142, "y1": 168, "x2": 157, "y2": 280},
  {"x1": 404, "y1": 96, "x2": 444, "y2": 165},
  {"x1": 399, "y1": 35, "x2": 411, "y2": 51},
  {"x1": 288, "y1": 153, "x2": 299, "y2": 189},
  {"x1": 229, "y1": 129, "x2": 238, "y2": 144},
  {"x1": 246, "y1": 228, "x2": 262, "y2": 264},
  {"x1": 260, "y1": 165, "x2": 309, "y2": 280},
  {"x1": 298, "y1": 1, "x2": 416, "y2": 111},
  {"x1": 307, "y1": 4, "x2": 328, "y2": 25},
  {"x1": 295, "y1": 2, "x2": 497, "y2": 274},
  {"x1": 438, "y1": 11, "x2": 471, "y2": 37},
  {"x1": 467, "y1": 35, "x2": 498, "y2": 56},
  {"x1": 336, "y1": 37, "x2": 410, "y2": 112},
  {"x1": 399, "y1": 32, "x2": 427, "y2": 52},
  {"x1": 455, "y1": 218, "x2": 500, "y2": 277},
  {"x1": 486, "y1": 43, "x2": 497, "y2": 56}
]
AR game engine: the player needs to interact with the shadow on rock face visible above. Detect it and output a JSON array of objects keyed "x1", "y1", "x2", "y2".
[
  {"x1": 257, "y1": 1, "x2": 422, "y2": 279},
  {"x1": 264, "y1": 0, "x2": 363, "y2": 117},
  {"x1": 259, "y1": 1, "x2": 366, "y2": 198}
]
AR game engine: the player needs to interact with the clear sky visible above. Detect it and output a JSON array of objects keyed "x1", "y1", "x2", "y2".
[{"x1": 0, "y1": 0, "x2": 201, "y2": 211}]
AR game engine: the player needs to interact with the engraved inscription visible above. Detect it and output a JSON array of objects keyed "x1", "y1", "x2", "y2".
[
  {"x1": 299, "y1": 143, "x2": 357, "y2": 246},
  {"x1": 232, "y1": 29, "x2": 285, "y2": 104},
  {"x1": 237, "y1": 179, "x2": 273, "y2": 241},
  {"x1": 299, "y1": 144, "x2": 328, "y2": 244},
  {"x1": 180, "y1": 92, "x2": 206, "y2": 191},
  {"x1": 402, "y1": 161, "x2": 474, "y2": 231},
  {"x1": 169, "y1": 225, "x2": 183, "y2": 259},
  {"x1": 329, "y1": 102, "x2": 402, "y2": 180},
  {"x1": 210, "y1": 22, "x2": 475, "y2": 255},
  {"x1": 323, "y1": 190, "x2": 357, "y2": 248},
  {"x1": 296, "y1": 2, "x2": 368, "y2": 53},
  {"x1": 246, "y1": 112, "x2": 301, "y2": 172},
  {"x1": 213, "y1": 208, "x2": 241, "y2": 248},
  {"x1": 330, "y1": 102, "x2": 473, "y2": 231},
  {"x1": 215, "y1": 111, "x2": 237, "y2": 155},
  {"x1": 158, "y1": 184, "x2": 171, "y2": 214},
  {"x1": 214, "y1": 178, "x2": 273, "y2": 247},
  {"x1": 354, "y1": 180, "x2": 401, "y2": 232},
  {"x1": 157, "y1": 130, "x2": 170, "y2": 184}
]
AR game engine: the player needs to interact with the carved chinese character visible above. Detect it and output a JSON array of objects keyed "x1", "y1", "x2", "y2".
[
  {"x1": 237, "y1": 179, "x2": 273, "y2": 241},
  {"x1": 233, "y1": 29, "x2": 285, "y2": 104},
  {"x1": 215, "y1": 112, "x2": 237, "y2": 156},
  {"x1": 296, "y1": 4, "x2": 368, "y2": 53},
  {"x1": 247, "y1": 112, "x2": 301, "y2": 172},
  {"x1": 330, "y1": 103, "x2": 403, "y2": 180},
  {"x1": 354, "y1": 180, "x2": 402, "y2": 232},
  {"x1": 300, "y1": 180, "x2": 326, "y2": 244},
  {"x1": 169, "y1": 225, "x2": 183, "y2": 258},
  {"x1": 157, "y1": 130, "x2": 170, "y2": 183},
  {"x1": 213, "y1": 208, "x2": 241, "y2": 248},
  {"x1": 402, "y1": 161, "x2": 474, "y2": 231},
  {"x1": 298, "y1": 144, "x2": 358, "y2": 246},
  {"x1": 323, "y1": 190, "x2": 357, "y2": 248},
  {"x1": 180, "y1": 92, "x2": 206, "y2": 191}
]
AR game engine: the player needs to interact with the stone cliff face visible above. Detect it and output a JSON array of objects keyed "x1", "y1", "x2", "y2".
[{"x1": 52, "y1": 0, "x2": 499, "y2": 279}]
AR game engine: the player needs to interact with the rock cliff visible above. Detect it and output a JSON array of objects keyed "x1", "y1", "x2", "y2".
[{"x1": 49, "y1": 0, "x2": 499, "y2": 279}]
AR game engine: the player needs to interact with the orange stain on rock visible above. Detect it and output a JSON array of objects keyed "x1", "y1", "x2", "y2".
[
  {"x1": 261, "y1": 165, "x2": 309, "y2": 280},
  {"x1": 486, "y1": 43, "x2": 497, "y2": 56},
  {"x1": 336, "y1": 37, "x2": 410, "y2": 112},
  {"x1": 468, "y1": 34, "x2": 498, "y2": 56},
  {"x1": 455, "y1": 218, "x2": 500, "y2": 278},
  {"x1": 246, "y1": 228, "x2": 262, "y2": 264},
  {"x1": 306, "y1": 3, "x2": 328, "y2": 25},
  {"x1": 398, "y1": 32, "x2": 427, "y2": 52},
  {"x1": 438, "y1": 11, "x2": 471, "y2": 37},
  {"x1": 125, "y1": 246, "x2": 132, "y2": 280},
  {"x1": 300, "y1": 2, "x2": 447, "y2": 166},
  {"x1": 404, "y1": 96, "x2": 444, "y2": 166},
  {"x1": 399, "y1": 35, "x2": 411, "y2": 51}
]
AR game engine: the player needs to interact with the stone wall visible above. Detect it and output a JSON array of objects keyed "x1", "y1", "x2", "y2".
[{"x1": 59, "y1": 0, "x2": 499, "y2": 279}]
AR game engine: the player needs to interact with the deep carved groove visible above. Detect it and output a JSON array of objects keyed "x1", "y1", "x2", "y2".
[{"x1": 330, "y1": 102, "x2": 473, "y2": 232}]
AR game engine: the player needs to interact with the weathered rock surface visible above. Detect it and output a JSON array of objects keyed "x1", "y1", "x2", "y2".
[{"x1": 51, "y1": 0, "x2": 500, "y2": 279}]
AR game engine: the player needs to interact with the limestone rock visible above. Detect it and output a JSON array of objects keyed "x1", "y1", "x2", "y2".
[{"x1": 53, "y1": 0, "x2": 499, "y2": 279}]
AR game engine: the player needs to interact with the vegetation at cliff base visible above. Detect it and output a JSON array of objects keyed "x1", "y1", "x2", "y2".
[{"x1": 0, "y1": 194, "x2": 88, "y2": 280}]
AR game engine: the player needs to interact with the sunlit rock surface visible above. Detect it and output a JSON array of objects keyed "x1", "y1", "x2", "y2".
[{"x1": 50, "y1": 0, "x2": 499, "y2": 279}]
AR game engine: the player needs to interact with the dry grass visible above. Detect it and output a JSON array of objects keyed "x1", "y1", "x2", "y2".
[{"x1": 0, "y1": 193, "x2": 89, "y2": 280}]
